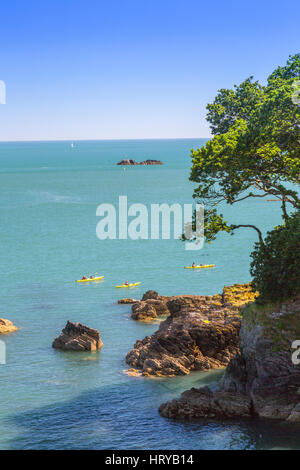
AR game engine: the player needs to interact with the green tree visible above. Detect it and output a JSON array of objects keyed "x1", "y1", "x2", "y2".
[
  {"x1": 250, "y1": 213, "x2": 300, "y2": 303},
  {"x1": 190, "y1": 54, "x2": 300, "y2": 245}
]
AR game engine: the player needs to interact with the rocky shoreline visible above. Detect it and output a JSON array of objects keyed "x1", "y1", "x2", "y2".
[
  {"x1": 123, "y1": 284, "x2": 257, "y2": 376},
  {"x1": 159, "y1": 295, "x2": 300, "y2": 422}
]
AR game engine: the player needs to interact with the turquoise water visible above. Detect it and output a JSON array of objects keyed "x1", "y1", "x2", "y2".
[{"x1": 0, "y1": 139, "x2": 299, "y2": 450}]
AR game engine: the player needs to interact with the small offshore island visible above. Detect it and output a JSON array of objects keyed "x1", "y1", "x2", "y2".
[{"x1": 117, "y1": 159, "x2": 163, "y2": 165}]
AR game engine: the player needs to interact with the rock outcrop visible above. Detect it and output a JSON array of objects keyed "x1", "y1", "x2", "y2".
[
  {"x1": 52, "y1": 321, "x2": 103, "y2": 351},
  {"x1": 117, "y1": 159, "x2": 139, "y2": 165},
  {"x1": 0, "y1": 318, "x2": 18, "y2": 334},
  {"x1": 126, "y1": 284, "x2": 257, "y2": 376},
  {"x1": 119, "y1": 290, "x2": 168, "y2": 321},
  {"x1": 140, "y1": 160, "x2": 163, "y2": 165},
  {"x1": 118, "y1": 298, "x2": 138, "y2": 304},
  {"x1": 159, "y1": 386, "x2": 252, "y2": 419},
  {"x1": 117, "y1": 159, "x2": 163, "y2": 166},
  {"x1": 159, "y1": 295, "x2": 300, "y2": 422}
]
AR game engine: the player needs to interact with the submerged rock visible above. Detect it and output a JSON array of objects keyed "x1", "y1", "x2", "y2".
[
  {"x1": 52, "y1": 321, "x2": 103, "y2": 351},
  {"x1": 126, "y1": 284, "x2": 257, "y2": 376},
  {"x1": 159, "y1": 295, "x2": 300, "y2": 422},
  {"x1": 0, "y1": 318, "x2": 18, "y2": 334}
]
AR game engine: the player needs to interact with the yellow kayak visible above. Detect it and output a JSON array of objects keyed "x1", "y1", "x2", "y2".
[
  {"x1": 184, "y1": 264, "x2": 215, "y2": 269},
  {"x1": 76, "y1": 276, "x2": 104, "y2": 282},
  {"x1": 115, "y1": 282, "x2": 141, "y2": 288}
]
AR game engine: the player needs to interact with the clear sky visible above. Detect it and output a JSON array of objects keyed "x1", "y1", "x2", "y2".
[{"x1": 0, "y1": 0, "x2": 299, "y2": 141}]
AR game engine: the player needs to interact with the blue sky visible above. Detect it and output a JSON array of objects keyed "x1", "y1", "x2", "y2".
[{"x1": 0, "y1": 0, "x2": 299, "y2": 141}]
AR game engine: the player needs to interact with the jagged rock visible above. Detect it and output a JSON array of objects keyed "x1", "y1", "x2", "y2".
[
  {"x1": 0, "y1": 319, "x2": 18, "y2": 334},
  {"x1": 126, "y1": 284, "x2": 257, "y2": 376},
  {"x1": 131, "y1": 302, "x2": 158, "y2": 321},
  {"x1": 52, "y1": 321, "x2": 103, "y2": 351},
  {"x1": 139, "y1": 160, "x2": 163, "y2": 165},
  {"x1": 118, "y1": 298, "x2": 138, "y2": 304},
  {"x1": 159, "y1": 387, "x2": 252, "y2": 419},
  {"x1": 131, "y1": 298, "x2": 170, "y2": 321},
  {"x1": 159, "y1": 295, "x2": 300, "y2": 422},
  {"x1": 126, "y1": 284, "x2": 255, "y2": 323},
  {"x1": 117, "y1": 159, "x2": 139, "y2": 165},
  {"x1": 142, "y1": 290, "x2": 159, "y2": 301}
]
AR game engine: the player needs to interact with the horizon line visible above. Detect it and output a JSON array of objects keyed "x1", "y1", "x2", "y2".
[{"x1": 0, "y1": 136, "x2": 210, "y2": 144}]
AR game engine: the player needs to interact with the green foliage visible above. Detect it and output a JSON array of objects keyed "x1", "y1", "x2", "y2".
[
  {"x1": 190, "y1": 54, "x2": 300, "y2": 243},
  {"x1": 250, "y1": 213, "x2": 300, "y2": 303},
  {"x1": 206, "y1": 77, "x2": 265, "y2": 135}
]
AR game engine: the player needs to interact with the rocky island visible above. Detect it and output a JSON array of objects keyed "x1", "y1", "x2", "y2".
[
  {"x1": 52, "y1": 321, "x2": 103, "y2": 351},
  {"x1": 159, "y1": 294, "x2": 300, "y2": 421},
  {"x1": 124, "y1": 284, "x2": 257, "y2": 376},
  {"x1": 117, "y1": 159, "x2": 163, "y2": 165}
]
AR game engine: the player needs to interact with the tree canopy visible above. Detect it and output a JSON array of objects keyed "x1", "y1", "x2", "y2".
[
  {"x1": 190, "y1": 54, "x2": 300, "y2": 244},
  {"x1": 250, "y1": 212, "x2": 300, "y2": 303}
]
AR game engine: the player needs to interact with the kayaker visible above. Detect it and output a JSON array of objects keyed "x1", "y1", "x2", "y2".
[
  {"x1": 192, "y1": 262, "x2": 196, "y2": 267},
  {"x1": 82, "y1": 276, "x2": 86, "y2": 280},
  {"x1": 125, "y1": 280, "x2": 129, "y2": 286}
]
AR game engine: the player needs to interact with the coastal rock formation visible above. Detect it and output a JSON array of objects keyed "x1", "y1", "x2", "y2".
[
  {"x1": 119, "y1": 290, "x2": 169, "y2": 321},
  {"x1": 121, "y1": 286, "x2": 256, "y2": 323},
  {"x1": 118, "y1": 298, "x2": 138, "y2": 304},
  {"x1": 52, "y1": 321, "x2": 103, "y2": 351},
  {"x1": 0, "y1": 318, "x2": 18, "y2": 334},
  {"x1": 139, "y1": 160, "x2": 163, "y2": 165},
  {"x1": 159, "y1": 387, "x2": 252, "y2": 419},
  {"x1": 159, "y1": 295, "x2": 300, "y2": 421},
  {"x1": 117, "y1": 159, "x2": 139, "y2": 165},
  {"x1": 117, "y1": 159, "x2": 163, "y2": 166},
  {"x1": 126, "y1": 284, "x2": 257, "y2": 376}
]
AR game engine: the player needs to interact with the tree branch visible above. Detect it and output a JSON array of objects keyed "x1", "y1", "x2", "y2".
[
  {"x1": 231, "y1": 224, "x2": 264, "y2": 244},
  {"x1": 230, "y1": 192, "x2": 270, "y2": 204}
]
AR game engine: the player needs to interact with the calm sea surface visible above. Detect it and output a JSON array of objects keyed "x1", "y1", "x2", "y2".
[{"x1": 0, "y1": 139, "x2": 299, "y2": 449}]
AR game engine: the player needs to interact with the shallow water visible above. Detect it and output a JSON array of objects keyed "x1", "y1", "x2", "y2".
[{"x1": 0, "y1": 139, "x2": 297, "y2": 449}]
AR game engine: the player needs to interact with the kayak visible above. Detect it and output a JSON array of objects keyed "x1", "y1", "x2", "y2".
[
  {"x1": 184, "y1": 264, "x2": 215, "y2": 269},
  {"x1": 115, "y1": 282, "x2": 141, "y2": 288},
  {"x1": 76, "y1": 276, "x2": 104, "y2": 282}
]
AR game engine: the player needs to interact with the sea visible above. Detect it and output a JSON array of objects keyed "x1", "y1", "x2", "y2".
[{"x1": 0, "y1": 138, "x2": 299, "y2": 449}]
